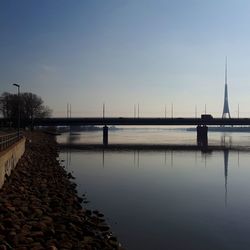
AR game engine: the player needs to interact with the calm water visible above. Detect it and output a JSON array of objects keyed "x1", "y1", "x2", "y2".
[
  {"x1": 58, "y1": 129, "x2": 250, "y2": 250},
  {"x1": 57, "y1": 127, "x2": 250, "y2": 147}
]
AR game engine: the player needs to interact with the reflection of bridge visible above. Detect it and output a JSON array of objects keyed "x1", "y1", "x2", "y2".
[{"x1": 62, "y1": 144, "x2": 234, "y2": 207}]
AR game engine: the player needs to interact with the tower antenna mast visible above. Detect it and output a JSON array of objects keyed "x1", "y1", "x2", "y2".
[{"x1": 222, "y1": 57, "x2": 231, "y2": 119}]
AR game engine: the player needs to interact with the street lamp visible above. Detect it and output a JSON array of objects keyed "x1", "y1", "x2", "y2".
[{"x1": 13, "y1": 83, "x2": 20, "y2": 139}]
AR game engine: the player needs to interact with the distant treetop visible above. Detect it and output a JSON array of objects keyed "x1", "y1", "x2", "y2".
[{"x1": 0, "y1": 92, "x2": 52, "y2": 127}]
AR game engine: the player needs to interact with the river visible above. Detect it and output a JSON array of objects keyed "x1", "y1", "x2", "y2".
[{"x1": 58, "y1": 128, "x2": 250, "y2": 250}]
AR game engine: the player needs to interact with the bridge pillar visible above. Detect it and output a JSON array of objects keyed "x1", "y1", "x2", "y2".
[
  {"x1": 197, "y1": 125, "x2": 208, "y2": 147},
  {"x1": 103, "y1": 125, "x2": 108, "y2": 146}
]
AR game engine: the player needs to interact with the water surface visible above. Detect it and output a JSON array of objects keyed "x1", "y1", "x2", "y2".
[{"x1": 59, "y1": 129, "x2": 250, "y2": 250}]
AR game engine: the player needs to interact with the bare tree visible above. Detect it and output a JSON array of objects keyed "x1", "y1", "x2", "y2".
[{"x1": 0, "y1": 92, "x2": 52, "y2": 127}]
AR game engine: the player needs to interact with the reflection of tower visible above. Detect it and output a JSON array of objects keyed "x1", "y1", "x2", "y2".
[
  {"x1": 170, "y1": 150, "x2": 173, "y2": 168},
  {"x1": 195, "y1": 150, "x2": 197, "y2": 165},
  {"x1": 224, "y1": 149, "x2": 229, "y2": 207},
  {"x1": 222, "y1": 58, "x2": 231, "y2": 118},
  {"x1": 133, "y1": 150, "x2": 136, "y2": 167},
  {"x1": 102, "y1": 149, "x2": 105, "y2": 168},
  {"x1": 220, "y1": 133, "x2": 232, "y2": 147},
  {"x1": 238, "y1": 150, "x2": 240, "y2": 168},
  {"x1": 67, "y1": 103, "x2": 72, "y2": 133},
  {"x1": 137, "y1": 150, "x2": 140, "y2": 168}
]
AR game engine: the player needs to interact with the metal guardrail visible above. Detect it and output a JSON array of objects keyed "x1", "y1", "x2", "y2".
[{"x1": 0, "y1": 132, "x2": 22, "y2": 151}]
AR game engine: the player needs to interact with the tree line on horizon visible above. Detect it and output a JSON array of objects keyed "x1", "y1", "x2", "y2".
[{"x1": 0, "y1": 92, "x2": 52, "y2": 128}]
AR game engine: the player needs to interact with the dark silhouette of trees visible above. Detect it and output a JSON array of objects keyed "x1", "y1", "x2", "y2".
[{"x1": 0, "y1": 92, "x2": 52, "y2": 127}]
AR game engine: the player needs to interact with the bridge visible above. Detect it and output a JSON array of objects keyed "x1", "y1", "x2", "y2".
[
  {"x1": 31, "y1": 117, "x2": 250, "y2": 126},
  {"x1": 2, "y1": 116, "x2": 250, "y2": 147}
]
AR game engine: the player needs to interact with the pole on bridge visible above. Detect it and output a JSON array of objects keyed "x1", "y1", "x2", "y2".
[
  {"x1": 103, "y1": 125, "x2": 108, "y2": 146},
  {"x1": 103, "y1": 103, "x2": 105, "y2": 119}
]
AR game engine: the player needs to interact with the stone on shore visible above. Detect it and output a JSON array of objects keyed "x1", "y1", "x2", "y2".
[{"x1": 0, "y1": 132, "x2": 123, "y2": 249}]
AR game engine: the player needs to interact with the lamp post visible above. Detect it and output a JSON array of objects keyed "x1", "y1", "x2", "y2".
[{"x1": 13, "y1": 83, "x2": 20, "y2": 139}]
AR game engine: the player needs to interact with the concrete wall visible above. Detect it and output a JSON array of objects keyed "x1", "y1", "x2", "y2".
[{"x1": 0, "y1": 137, "x2": 26, "y2": 188}]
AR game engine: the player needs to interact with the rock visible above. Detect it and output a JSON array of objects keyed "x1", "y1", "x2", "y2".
[
  {"x1": 86, "y1": 209, "x2": 92, "y2": 216},
  {"x1": 84, "y1": 236, "x2": 94, "y2": 243},
  {"x1": 0, "y1": 132, "x2": 122, "y2": 250},
  {"x1": 55, "y1": 224, "x2": 66, "y2": 232},
  {"x1": 26, "y1": 237, "x2": 34, "y2": 244},
  {"x1": 46, "y1": 239, "x2": 58, "y2": 247},
  {"x1": 3, "y1": 218, "x2": 14, "y2": 228},
  {"x1": 77, "y1": 197, "x2": 84, "y2": 203},
  {"x1": 0, "y1": 223, "x2": 5, "y2": 231},
  {"x1": 31, "y1": 231, "x2": 44, "y2": 238},
  {"x1": 59, "y1": 240, "x2": 73, "y2": 249},
  {"x1": 33, "y1": 208, "x2": 43, "y2": 217},
  {"x1": 99, "y1": 225, "x2": 110, "y2": 232},
  {"x1": 48, "y1": 246, "x2": 58, "y2": 250},
  {"x1": 7, "y1": 206, "x2": 16, "y2": 212},
  {"x1": 20, "y1": 206, "x2": 29, "y2": 214},
  {"x1": 42, "y1": 216, "x2": 53, "y2": 226},
  {"x1": 97, "y1": 213, "x2": 104, "y2": 218},
  {"x1": 30, "y1": 242, "x2": 43, "y2": 250},
  {"x1": 31, "y1": 221, "x2": 47, "y2": 232}
]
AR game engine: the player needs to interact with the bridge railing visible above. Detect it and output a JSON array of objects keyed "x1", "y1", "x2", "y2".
[{"x1": 0, "y1": 132, "x2": 22, "y2": 151}]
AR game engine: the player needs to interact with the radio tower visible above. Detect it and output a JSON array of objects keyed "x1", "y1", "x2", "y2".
[{"x1": 222, "y1": 57, "x2": 231, "y2": 118}]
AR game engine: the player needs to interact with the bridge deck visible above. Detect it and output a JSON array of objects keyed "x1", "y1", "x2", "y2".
[
  {"x1": 32, "y1": 117, "x2": 250, "y2": 126},
  {"x1": 2, "y1": 117, "x2": 250, "y2": 126}
]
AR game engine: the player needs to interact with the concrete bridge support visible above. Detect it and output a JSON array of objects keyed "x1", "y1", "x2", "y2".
[
  {"x1": 197, "y1": 125, "x2": 208, "y2": 147},
  {"x1": 103, "y1": 125, "x2": 108, "y2": 146}
]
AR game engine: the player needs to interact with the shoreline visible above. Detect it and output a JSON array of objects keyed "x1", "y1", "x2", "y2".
[{"x1": 0, "y1": 132, "x2": 122, "y2": 249}]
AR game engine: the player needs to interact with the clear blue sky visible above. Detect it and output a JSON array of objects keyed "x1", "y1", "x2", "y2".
[{"x1": 1, "y1": 0, "x2": 250, "y2": 117}]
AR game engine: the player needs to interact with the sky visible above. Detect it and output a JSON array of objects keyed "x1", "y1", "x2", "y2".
[{"x1": 1, "y1": 0, "x2": 250, "y2": 117}]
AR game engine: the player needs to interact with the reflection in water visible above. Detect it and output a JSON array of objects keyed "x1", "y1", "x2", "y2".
[
  {"x1": 204, "y1": 153, "x2": 207, "y2": 168},
  {"x1": 224, "y1": 150, "x2": 229, "y2": 207},
  {"x1": 238, "y1": 150, "x2": 240, "y2": 167},
  {"x1": 171, "y1": 150, "x2": 173, "y2": 168},
  {"x1": 164, "y1": 151, "x2": 166, "y2": 165},
  {"x1": 67, "y1": 133, "x2": 79, "y2": 144},
  {"x1": 62, "y1": 144, "x2": 236, "y2": 210},
  {"x1": 60, "y1": 145, "x2": 250, "y2": 250},
  {"x1": 64, "y1": 147, "x2": 232, "y2": 207},
  {"x1": 102, "y1": 149, "x2": 105, "y2": 168},
  {"x1": 63, "y1": 145, "x2": 233, "y2": 209},
  {"x1": 58, "y1": 131, "x2": 250, "y2": 250},
  {"x1": 65, "y1": 147, "x2": 71, "y2": 169},
  {"x1": 220, "y1": 133, "x2": 232, "y2": 147},
  {"x1": 132, "y1": 150, "x2": 140, "y2": 168},
  {"x1": 195, "y1": 150, "x2": 197, "y2": 165},
  {"x1": 58, "y1": 129, "x2": 250, "y2": 148},
  {"x1": 133, "y1": 151, "x2": 136, "y2": 167},
  {"x1": 137, "y1": 151, "x2": 140, "y2": 168}
]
